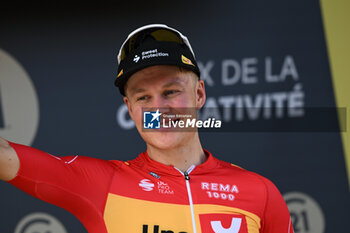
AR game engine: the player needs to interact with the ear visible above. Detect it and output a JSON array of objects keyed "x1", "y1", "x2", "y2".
[
  {"x1": 123, "y1": 96, "x2": 135, "y2": 121},
  {"x1": 195, "y1": 79, "x2": 206, "y2": 109}
]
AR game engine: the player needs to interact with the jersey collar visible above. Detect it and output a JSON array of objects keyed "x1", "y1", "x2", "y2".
[{"x1": 131, "y1": 149, "x2": 220, "y2": 177}]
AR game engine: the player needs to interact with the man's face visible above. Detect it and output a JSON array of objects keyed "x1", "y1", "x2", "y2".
[{"x1": 123, "y1": 65, "x2": 206, "y2": 150}]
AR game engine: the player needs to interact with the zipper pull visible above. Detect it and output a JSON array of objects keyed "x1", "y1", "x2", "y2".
[{"x1": 184, "y1": 171, "x2": 190, "y2": 180}]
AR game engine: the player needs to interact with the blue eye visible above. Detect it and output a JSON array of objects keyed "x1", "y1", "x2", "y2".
[
  {"x1": 164, "y1": 90, "x2": 179, "y2": 96},
  {"x1": 137, "y1": 96, "x2": 148, "y2": 101}
]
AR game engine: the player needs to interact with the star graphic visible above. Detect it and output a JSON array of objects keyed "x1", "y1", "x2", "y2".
[{"x1": 150, "y1": 109, "x2": 161, "y2": 122}]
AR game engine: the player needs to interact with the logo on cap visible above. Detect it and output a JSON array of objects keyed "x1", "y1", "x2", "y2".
[
  {"x1": 117, "y1": 69, "x2": 123, "y2": 78},
  {"x1": 181, "y1": 55, "x2": 195, "y2": 66},
  {"x1": 133, "y1": 55, "x2": 140, "y2": 63}
]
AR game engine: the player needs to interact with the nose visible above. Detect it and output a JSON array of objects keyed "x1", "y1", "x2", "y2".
[{"x1": 152, "y1": 94, "x2": 171, "y2": 112}]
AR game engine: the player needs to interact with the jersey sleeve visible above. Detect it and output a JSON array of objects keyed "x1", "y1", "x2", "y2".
[
  {"x1": 261, "y1": 177, "x2": 294, "y2": 233},
  {"x1": 7, "y1": 142, "x2": 118, "y2": 224}
]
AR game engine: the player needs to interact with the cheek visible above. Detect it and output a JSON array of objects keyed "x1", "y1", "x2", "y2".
[
  {"x1": 129, "y1": 105, "x2": 142, "y2": 124},
  {"x1": 177, "y1": 92, "x2": 196, "y2": 107}
]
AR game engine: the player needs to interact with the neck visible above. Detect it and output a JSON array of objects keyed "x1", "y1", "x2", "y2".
[{"x1": 146, "y1": 133, "x2": 206, "y2": 172}]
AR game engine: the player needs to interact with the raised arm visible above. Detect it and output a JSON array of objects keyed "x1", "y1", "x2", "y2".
[
  {"x1": 0, "y1": 137, "x2": 19, "y2": 181},
  {"x1": 0, "y1": 138, "x2": 119, "y2": 232}
]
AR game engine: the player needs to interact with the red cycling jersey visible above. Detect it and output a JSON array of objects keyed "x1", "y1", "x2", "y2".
[{"x1": 8, "y1": 142, "x2": 293, "y2": 233}]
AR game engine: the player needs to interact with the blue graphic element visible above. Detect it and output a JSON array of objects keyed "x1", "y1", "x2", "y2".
[{"x1": 143, "y1": 110, "x2": 161, "y2": 129}]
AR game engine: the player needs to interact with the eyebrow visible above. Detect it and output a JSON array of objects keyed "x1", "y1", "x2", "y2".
[{"x1": 130, "y1": 88, "x2": 147, "y2": 95}]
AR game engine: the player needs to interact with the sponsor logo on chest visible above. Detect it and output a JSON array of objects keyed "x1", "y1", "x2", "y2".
[
  {"x1": 199, "y1": 214, "x2": 246, "y2": 233},
  {"x1": 142, "y1": 225, "x2": 187, "y2": 233},
  {"x1": 201, "y1": 182, "x2": 239, "y2": 201},
  {"x1": 138, "y1": 179, "x2": 174, "y2": 195}
]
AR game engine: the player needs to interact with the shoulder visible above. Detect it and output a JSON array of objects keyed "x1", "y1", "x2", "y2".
[
  {"x1": 67, "y1": 155, "x2": 126, "y2": 171},
  {"x1": 214, "y1": 157, "x2": 283, "y2": 209},
  {"x1": 36, "y1": 153, "x2": 125, "y2": 176},
  {"x1": 214, "y1": 156, "x2": 278, "y2": 192}
]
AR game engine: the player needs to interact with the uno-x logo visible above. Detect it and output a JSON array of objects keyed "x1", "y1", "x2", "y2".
[
  {"x1": 210, "y1": 218, "x2": 241, "y2": 233},
  {"x1": 142, "y1": 224, "x2": 187, "y2": 233},
  {"x1": 139, "y1": 179, "x2": 155, "y2": 191},
  {"x1": 200, "y1": 214, "x2": 246, "y2": 233}
]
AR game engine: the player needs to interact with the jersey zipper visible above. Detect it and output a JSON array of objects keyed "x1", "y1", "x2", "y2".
[{"x1": 174, "y1": 165, "x2": 197, "y2": 233}]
